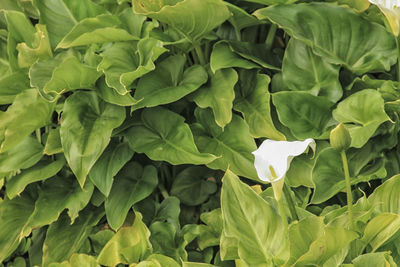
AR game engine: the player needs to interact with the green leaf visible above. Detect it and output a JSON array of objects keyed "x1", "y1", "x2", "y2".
[
  {"x1": 56, "y1": 14, "x2": 137, "y2": 49},
  {"x1": 234, "y1": 73, "x2": 285, "y2": 140},
  {"x1": 282, "y1": 38, "x2": 342, "y2": 103},
  {"x1": 272, "y1": 91, "x2": 334, "y2": 139},
  {"x1": 287, "y1": 216, "x2": 357, "y2": 266},
  {"x1": 60, "y1": 91, "x2": 125, "y2": 187},
  {"x1": 311, "y1": 147, "x2": 386, "y2": 204},
  {"x1": 132, "y1": 54, "x2": 208, "y2": 111},
  {"x1": 20, "y1": 176, "x2": 94, "y2": 240},
  {"x1": 221, "y1": 170, "x2": 287, "y2": 266},
  {"x1": 198, "y1": 209, "x2": 223, "y2": 249},
  {"x1": 0, "y1": 89, "x2": 55, "y2": 152},
  {"x1": 0, "y1": 135, "x2": 43, "y2": 173},
  {"x1": 0, "y1": 70, "x2": 30, "y2": 104},
  {"x1": 124, "y1": 107, "x2": 216, "y2": 165},
  {"x1": 210, "y1": 41, "x2": 259, "y2": 73},
  {"x1": 88, "y1": 139, "x2": 133, "y2": 197},
  {"x1": 149, "y1": 221, "x2": 184, "y2": 261},
  {"x1": 153, "y1": 197, "x2": 181, "y2": 230},
  {"x1": 105, "y1": 162, "x2": 158, "y2": 230},
  {"x1": 33, "y1": 0, "x2": 107, "y2": 48},
  {"x1": 225, "y1": 3, "x2": 263, "y2": 33},
  {"x1": 254, "y1": 3, "x2": 396, "y2": 74},
  {"x1": 98, "y1": 212, "x2": 152, "y2": 266},
  {"x1": 42, "y1": 207, "x2": 104, "y2": 267},
  {"x1": 182, "y1": 263, "x2": 217, "y2": 267},
  {"x1": 6, "y1": 157, "x2": 66, "y2": 199},
  {"x1": 0, "y1": 194, "x2": 34, "y2": 263},
  {"x1": 361, "y1": 213, "x2": 400, "y2": 253},
  {"x1": 369, "y1": 174, "x2": 400, "y2": 213},
  {"x1": 44, "y1": 128, "x2": 63, "y2": 155},
  {"x1": 193, "y1": 68, "x2": 237, "y2": 129},
  {"x1": 30, "y1": 51, "x2": 102, "y2": 101},
  {"x1": 193, "y1": 108, "x2": 258, "y2": 180},
  {"x1": 49, "y1": 254, "x2": 100, "y2": 267},
  {"x1": 170, "y1": 166, "x2": 217, "y2": 206},
  {"x1": 98, "y1": 39, "x2": 167, "y2": 96},
  {"x1": 133, "y1": 0, "x2": 230, "y2": 42},
  {"x1": 333, "y1": 89, "x2": 390, "y2": 148}
]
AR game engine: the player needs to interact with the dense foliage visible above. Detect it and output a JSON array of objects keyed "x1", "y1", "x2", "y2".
[{"x1": 1, "y1": 0, "x2": 400, "y2": 266}]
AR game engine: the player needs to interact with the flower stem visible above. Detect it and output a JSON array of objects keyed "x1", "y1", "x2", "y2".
[
  {"x1": 341, "y1": 150, "x2": 354, "y2": 230},
  {"x1": 265, "y1": 24, "x2": 277, "y2": 51},
  {"x1": 277, "y1": 196, "x2": 288, "y2": 236},
  {"x1": 283, "y1": 183, "x2": 299, "y2": 221},
  {"x1": 272, "y1": 180, "x2": 288, "y2": 236}
]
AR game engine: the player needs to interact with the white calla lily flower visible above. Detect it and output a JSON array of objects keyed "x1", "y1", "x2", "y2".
[
  {"x1": 369, "y1": 0, "x2": 400, "y2": 36},
  {"x1": 252, "y1": 138, "x2": 316, "y2": 183}
]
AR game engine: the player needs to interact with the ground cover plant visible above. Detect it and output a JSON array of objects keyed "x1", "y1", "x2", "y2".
[{"x1": 2, "y1": 0, "x2": 400, "y2": 266}]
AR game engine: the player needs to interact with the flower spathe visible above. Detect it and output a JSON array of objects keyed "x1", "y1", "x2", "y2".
[
  {"x1": 252, "y1": 138, "x2": 316, "y2": 183},
  {"x1": 369, "y1": 0, "x2": 400, "y2": 36}
]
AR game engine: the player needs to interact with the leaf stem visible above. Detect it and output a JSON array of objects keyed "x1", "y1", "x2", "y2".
[
  {"x1": 283, "y1": 183, "x2": 299, "y2": 221},
  {"x1": 341, "y1": 150, "x2": 354, "y2": 230},
  {"x1": 194, "y1": 44, "x2": 206, "y2": 65},
  {"x1": 235, "y1": 28, "x2": 241, "y2": 41},
  {"x1": 265, "y1": 24, "x2": 277, "y2": 51},
  {"x1": 158, "y1": 183, "x2": 169, "y2": 200},
  {"x1": 35, "y1": 128, "x2": 41, "y2": 144}
]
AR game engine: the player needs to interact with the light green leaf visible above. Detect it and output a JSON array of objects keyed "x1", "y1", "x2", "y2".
[
  {"x1": 97, "y1": 77, "x2": 140, "y2": 106},
  {"x1": 193, "y1": 68, "x2": 237, "y2": 129},
  {"x1": 198, "y1": 209, "x2": 222, "y2": 249},
  {"x1": 105, "y1": 162, "x2": 158, "y2": 230},
  {"x1": 170, "y1": 166, "x2": 217, "y2": 206},
  {"x1": 60, "y1": 91, "x2": 125, "y2": 187},
  {"x1": 21, "y1": 176, "x2": 94, "y2": 239},
  {"x1": 244, "y1": 0, "x2": 297, "y2": 4},
  {"x1": 352, "y1": 252, "x2": 397, "y2": 267},
  {"x1": 98, "y1": 39, "x2": 167, "y2": 96},
  {"x1": 0, "y1": 70, "x2": 30, "y2": 104},
  {"x1": 0, "y1": 135, "x2": 43, "y2": 173},
  {"x1": 140, "y1": 254, "x2": 180, "y2": 267},
  {"x1": 361, "y1": 213, "x2": 400, "y2": 253},
  {"x1": 193, "y1": 108, "x2": 258, "y2": 180},
  {"x1": 0, "y1": 194, "x2": 34, "y2": 263},
  {"x1": 4, "y1": 10, "x2": 35, "y2": 70},
  {"x1": 44, "y1": 128, "x2": 63, "y2": 155},
  {"x1": 287, "y1": 216, "x2": 357, "y2": 266},
  {"x1": 369, "y1": 174, "x2": 400, "y2": 213},
  {"x1": 30, "y1": 51, "x2": 102, "y2": 101},
  {"x1": 272, "y1": 91, "x2": 334, "y2": 139},
  {"x1": 98, "y1": 212, "x2": 152, "y2": 266},
  {"x1": 132, "y1": 54, "x2": 207, "y2": 111},
  {"x1": 182, "y1": 263, "x2": 217, "y2": 267},
  {"x1": 16, "y1": 24, "x2": 52, "y2": 68},
  {"x1": 221, "y1": 170, "x2": 287, "y2": 266},
  {"x1": 333, "y1": 89, "x2": 390, "y2": 148},
  {"x1": 210, "y1": 41, "x2": 259, "y2": 73},
  {"x1": 6, "y1": 157, "x2": 66, "y2": 199},
  {"x1": 88, "y1": 139, "x2": 133, "y2": 197},
  {"x1": 50, "y1": 254, "x2": 100, "y2": 267},
  {"x1": 57, "y1": 14, "x2": 137, "y2": 49},
  {"x1": 42, "y1": 208, "x2": 104, "y2": 267},
  {"x1": 254, "y1": 3, "x2": 396, "y2": 74},
  {"x1": 133, "y1": 0, "x2": 230, "y2": 42},
  {"x1": 0, "y1": 89, "x2": 55, "y2": 152},
  {"x1": 33, "y1": 0, "x2": 107, "y2": 48},
  {"x1": 124, "y1": 107, "x2": 216, "y2": 165},
  {"x1": 282, "y1": 38, "x2": 342, "y2": 103},
  {"x1": 234, "y1": 73, "x2": 285, "y2": 140}
]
